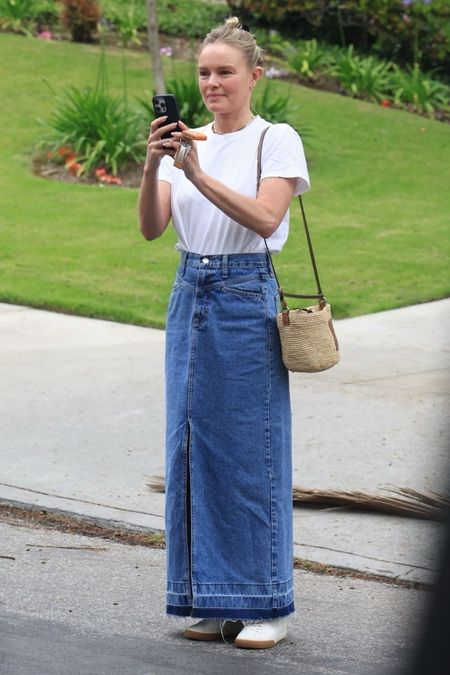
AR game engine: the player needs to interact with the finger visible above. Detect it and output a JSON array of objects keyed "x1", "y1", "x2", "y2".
[
  {"x1": 178, "y1": 120, "x2": 189, "y2": 130},
  {"x1": 149, "y1": 120, "x2": 178, "y2": 138},
  {"x1": 150, "y1": 115, "x2": 167, "y2": 131}
]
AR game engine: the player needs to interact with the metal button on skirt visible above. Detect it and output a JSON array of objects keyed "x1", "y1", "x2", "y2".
[{"x1": 165, "y1": 252, "x2": 294, "y2": 620}]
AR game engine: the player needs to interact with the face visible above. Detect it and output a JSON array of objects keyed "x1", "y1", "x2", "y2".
[{"x1": 198, "y1": 43, "x2": 262, "y2": 115}]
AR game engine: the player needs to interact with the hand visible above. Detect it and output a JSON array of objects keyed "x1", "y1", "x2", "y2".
[
  {"x1": 144, "y1": 116, "x2": 178, "y2": 174},
  {"x1": 166, "y1": 121, "x2": 202, "y2": 181}
]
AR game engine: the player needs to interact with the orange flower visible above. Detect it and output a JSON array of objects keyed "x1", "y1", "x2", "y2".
[
  {"x1": 381, "y1": 99, "x2": 391, "y2": 107},
  {"x1": 95, "y1": 168, "x2": 107, "y2": 177},
  {"x1": 58, "y1": 146, "x2": 74, "y2": 158},
  {"x1": 66, "y1": 160, "x2": 83, "y2": 175}
]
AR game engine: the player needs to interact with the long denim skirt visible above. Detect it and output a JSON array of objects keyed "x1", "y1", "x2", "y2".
[{"x1": 165, "y1": 252, "x2": 294, "y2": 620}]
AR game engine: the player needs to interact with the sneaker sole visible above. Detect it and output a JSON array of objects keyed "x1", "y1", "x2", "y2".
[{"x1": 235, "y1": 636, "x2": 285, "y2": 649}]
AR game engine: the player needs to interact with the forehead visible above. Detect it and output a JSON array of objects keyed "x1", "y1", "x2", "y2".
[{"x1": 198, "y1": 43, "x2": 247, "y2": 69}]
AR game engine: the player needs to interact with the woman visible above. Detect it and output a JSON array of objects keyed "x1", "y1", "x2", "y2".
[{"x1": 138, "y1": 17, "x2": 309, "y2": 649}]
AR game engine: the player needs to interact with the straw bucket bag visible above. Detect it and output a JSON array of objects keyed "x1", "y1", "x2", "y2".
[{"x1": 257, "y1": 127, "x2": 340, "y2": 373}]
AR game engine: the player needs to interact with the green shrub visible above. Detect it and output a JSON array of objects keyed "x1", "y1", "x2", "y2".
[
  {"x1": 389, "y1": 63, "x2": 450, "y2": 114},
  {"x1": 40, "y1": 52, "x2": 147, "y2": 174},
  {"x1": 226, "y1": 0, "x2": 450, "y2": 77},
  {"x1": 61, "y1": 0, "x2": 100, "y2": 43},
  {"x1": 252, "y1": 27, "x2": 286, "y2": 56},
  {"x1": 328, "y1": 45, "x2": 393, "y2": 102},
  {"x1": 138, "y1": 69, "x2": 211, "y2": 128},
  {"x1": 157, "y1": 0, "x2": 228, "y2": 39},
  {"x1": 252, "y1": 77, "x2": 307, "y2": 136},
  {"x1": 166, "y1": 72, "x2": 211, "y2": 127},
  {"x1": 284, "y1": 39, "x2": 332, "y2": 80},
  {"x1": 34, "y1": 0, "x2": 60, "y2": 28},
  {"x1": 101, "y1": 0, "x2": 146, "y2": 44},
  {"x1": 0, "y1": 0, "x2": 36, "y2": 34}
]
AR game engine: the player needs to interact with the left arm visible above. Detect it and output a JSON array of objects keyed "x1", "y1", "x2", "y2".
[
  {"x1": 190, "y1": 171, "x2": 297, "y2": 239},
  {"x1": 167, "y1": 123, "x2": 297, "y2": 238}
]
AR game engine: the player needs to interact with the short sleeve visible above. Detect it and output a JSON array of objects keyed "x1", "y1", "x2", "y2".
[
  {"x1": 260, "y1": 123, "x2": 310, "y2": 195},
  {"x1": 158, "y1": 154, "x2": 174, "y2": 184}
]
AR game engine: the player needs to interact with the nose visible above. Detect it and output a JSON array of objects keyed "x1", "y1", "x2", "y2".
[{"x1": 206, "y1": 73, "x2": 220, "y2": 87}]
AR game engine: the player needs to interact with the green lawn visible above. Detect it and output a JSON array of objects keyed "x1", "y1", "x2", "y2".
[{"x1": 0, "y1": 33, "x2": 449, "y2": 327}]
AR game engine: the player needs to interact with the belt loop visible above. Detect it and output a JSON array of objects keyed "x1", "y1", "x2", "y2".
[
  {"x1": 180, "y1": 251, "x2": 188, "y2": 277},
  {"x1": 222, "y1": 254, "x2": 228, "y2": 279}
]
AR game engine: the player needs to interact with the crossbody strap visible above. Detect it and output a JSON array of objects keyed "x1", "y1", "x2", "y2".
[{"x1": 256, "y1": 126, "x2": 325, "y2": 303}]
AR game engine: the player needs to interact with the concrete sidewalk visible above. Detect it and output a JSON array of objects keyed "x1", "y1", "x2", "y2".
[{"x1": 1, "y1": 300, "x2": 449, "y2": 585}]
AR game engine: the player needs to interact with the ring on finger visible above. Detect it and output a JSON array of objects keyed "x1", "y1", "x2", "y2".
[{"x1": 174, "y1": 140, "x2": 191, "y2": 169}]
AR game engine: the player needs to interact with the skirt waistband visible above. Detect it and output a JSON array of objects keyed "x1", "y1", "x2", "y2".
[{"x1": 180, "y1": 251, "x2": 273, "y2": 272}]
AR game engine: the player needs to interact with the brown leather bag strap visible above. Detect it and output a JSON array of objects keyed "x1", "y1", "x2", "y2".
[{"x1": 256, "y1": 126, "x2": 325, "y2": 304}]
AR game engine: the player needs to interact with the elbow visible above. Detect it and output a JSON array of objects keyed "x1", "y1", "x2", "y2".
[
  {"x1": 260, "y1": 215, "x2": 279, "y2": 239},
  {"x1": 140, "y1": 221, "x2": 162, "y2": 241}
]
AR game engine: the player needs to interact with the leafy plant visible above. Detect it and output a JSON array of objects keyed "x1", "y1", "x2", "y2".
[
  {"x1": 252, "y1": 77, "x2": 309, "y2": 139},
  {"x1": 389, "y1": 63, "x2": 450, "y2": 114},
  {"x1": 61, "y1": 0, "x2": 100, "y2": 43},
  {"x1": 102, "y1": 1, "x2": 146, "y2": 46},
  {"x1": 328, "y1": 45, "x2": 393, "y2": 102},
  {"x1": 166, "y1": 72, "x2": 210, "y2": 128},
  {"x1": 0, "y1": 0, "x2": 36, "y2": 35},
  {"x1": 139, "y1": 72, "x2": 210, "y2": 129},
  {"x1": 284, "y1": 38, "x2": 332, "y2": 80},
  {"x1": 34, "y1": 0, "x2": 60, "y2": 28},
  {"x1": 40, "y1": 52, "x2": 147, "y2": 174},
  {"x1": 226, "y1": 0, "x2": 450, "y2": 76},
  {"x1": 252, "y1": 27, "x2": 286, "y2": 56},
  {"x1": 157, "y1": 0, "x2": 228, "y2": 39}
]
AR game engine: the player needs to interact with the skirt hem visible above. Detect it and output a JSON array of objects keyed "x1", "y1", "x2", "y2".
[{"x1": 166, "y1": 602, "x2": 295, "y2": 620}]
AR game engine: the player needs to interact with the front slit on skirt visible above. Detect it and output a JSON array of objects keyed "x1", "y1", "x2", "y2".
[{"x1": 164, "y1": 252, "x2": 294, "y2": 620}]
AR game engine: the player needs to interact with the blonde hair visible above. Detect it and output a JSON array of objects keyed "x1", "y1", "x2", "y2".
[{"x1": 201, "y1": 16, "x2": 264, "y2": 69}]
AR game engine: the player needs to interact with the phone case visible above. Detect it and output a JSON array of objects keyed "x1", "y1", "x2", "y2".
[{"x1": 152, "y1": 94, "x2": 181, "y2": 139}]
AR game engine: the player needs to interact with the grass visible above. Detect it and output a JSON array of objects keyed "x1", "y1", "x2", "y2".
[{"x1": 0, "y1": 33, "x2": 449, "y2": 327}]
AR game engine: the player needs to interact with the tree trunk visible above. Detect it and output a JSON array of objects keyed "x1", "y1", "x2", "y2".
[{"x1": 147, "y1": 0, "x2": 166, "y2": 94}]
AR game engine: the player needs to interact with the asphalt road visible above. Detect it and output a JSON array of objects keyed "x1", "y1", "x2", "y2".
[{"x1": 0, "y1": 519, "x2": 429, "y2": 675}]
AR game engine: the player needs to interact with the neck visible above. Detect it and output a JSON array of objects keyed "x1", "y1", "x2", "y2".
[{"x1": 212, "y1": 111, "x2": 255, "y2": 135}]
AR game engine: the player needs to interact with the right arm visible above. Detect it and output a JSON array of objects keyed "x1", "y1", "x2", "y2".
[{"x1": 138, "y1": 117, "x2": 177, "y2": 241}]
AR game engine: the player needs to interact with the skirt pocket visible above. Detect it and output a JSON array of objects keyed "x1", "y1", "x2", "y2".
[{"x1": 219, "y1": 273, "x2": 265, "y2": 300}]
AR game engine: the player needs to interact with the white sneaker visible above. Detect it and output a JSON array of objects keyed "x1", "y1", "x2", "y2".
[
  {"x1": 234, "y1": 617, "x2": 288, "y2": 649},
  {"x1": 183, "y1": 619, "x2": 244, "y2": 642},
  {"x1": 183, "y1": 619, "x2": 222, "y2": 641}
]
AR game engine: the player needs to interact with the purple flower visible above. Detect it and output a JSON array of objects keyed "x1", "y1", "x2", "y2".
[
  {"x1": 265, "y1": 66, "x2": 281, "y2": 79},
  {"x1": 160, "y1": 46, "x2": 173, "y2": 57}
]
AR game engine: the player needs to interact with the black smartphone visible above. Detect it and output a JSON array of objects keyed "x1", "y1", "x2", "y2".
[{"x1": 152, "y1": 94, "x2": 181, "y2": 139}]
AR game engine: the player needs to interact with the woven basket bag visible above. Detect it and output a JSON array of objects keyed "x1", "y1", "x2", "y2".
[{"x1": 257, "y1": 126, "x2": 340, "y2": 373}]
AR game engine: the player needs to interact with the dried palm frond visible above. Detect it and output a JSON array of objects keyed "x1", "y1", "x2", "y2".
[
  {"x1": 147, "y1": 475, "x2": 165, "y2": 493},
  {"x1": 146, "y1": 475, "x2": 449, "y2": 522}
]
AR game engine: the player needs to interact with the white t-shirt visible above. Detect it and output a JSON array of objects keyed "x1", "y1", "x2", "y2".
[{"x1": 158, "y1": 115, "x2": 310, "y2": 254}]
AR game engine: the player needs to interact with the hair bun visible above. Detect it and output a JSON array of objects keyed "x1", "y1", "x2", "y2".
[{"x1": 225, "y1": 16, "x2": 241, "y2": 29}]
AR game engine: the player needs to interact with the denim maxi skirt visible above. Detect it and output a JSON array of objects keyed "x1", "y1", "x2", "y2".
[{"x1": 165, "y1": 252, "x2": 294, "y2": 620}]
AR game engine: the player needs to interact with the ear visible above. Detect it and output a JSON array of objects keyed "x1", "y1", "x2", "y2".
[{"x1": 250, "y1": 66, "x2": 263, "y2": 89}]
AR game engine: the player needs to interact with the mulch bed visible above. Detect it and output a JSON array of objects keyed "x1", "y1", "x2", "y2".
[{"x1": 33, "y1": 157, "x2": 145, "y2": 189}]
